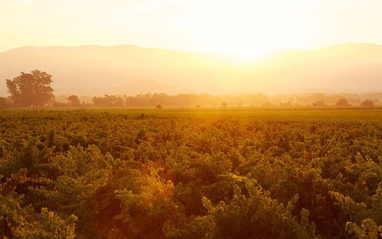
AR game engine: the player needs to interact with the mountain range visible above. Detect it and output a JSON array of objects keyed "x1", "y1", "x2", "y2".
[{"x1": 1, "y1": 43, "x2": 382, "y2": 96}]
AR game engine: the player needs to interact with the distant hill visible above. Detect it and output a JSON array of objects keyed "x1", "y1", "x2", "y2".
[
  {"x1": 1, "y1": 43, "x2": 382, "y2": 96},
  {"x1": 252, "y1": 43, "x2": 382, "y2": 93}
]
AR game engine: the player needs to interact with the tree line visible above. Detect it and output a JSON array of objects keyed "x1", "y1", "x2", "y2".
[{"x1": 1, "y1": 70, "x2": 379, "y2": 108}]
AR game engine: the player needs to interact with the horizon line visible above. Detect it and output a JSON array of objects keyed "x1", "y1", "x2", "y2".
[{"x1": 1, "y1": 41, "x2": 381, "y2": 55}]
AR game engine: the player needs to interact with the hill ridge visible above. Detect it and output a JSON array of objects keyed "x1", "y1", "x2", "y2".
[{"x1": 1, "y1": 43, "x2": 382, "y2": 96}]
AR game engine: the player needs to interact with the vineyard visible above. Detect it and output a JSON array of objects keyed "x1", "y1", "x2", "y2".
[{"x1": 1, "y1": 108, "x2": 382, "y2": 238}]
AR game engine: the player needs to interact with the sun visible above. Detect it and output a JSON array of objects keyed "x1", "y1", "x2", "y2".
[
  {"x1": 171, "y1": 0, "x2": 313, "y2": 59},
  {"x1": 209, "y1": 40, "x2": 273, "y2": 62}
]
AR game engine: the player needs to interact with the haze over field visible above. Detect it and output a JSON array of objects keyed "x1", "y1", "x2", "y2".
[
  {"x1": 1, "y1": 0, "x2": 382, "y2": 96},
  {"x1": 3, "y1": 2, "x2": 382, "y2": 238},
  {"x1": 1, "y1": 43, "x2": 382, "y2": 96}
]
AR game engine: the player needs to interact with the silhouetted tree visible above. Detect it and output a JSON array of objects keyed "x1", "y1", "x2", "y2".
[
  {"x1": 280, "y1": 101, "x2": 293, "y2": 107},
  {"x1": 335, "y1": 98, "x2": 349, "y2": 106},
  {"x1": 0, "y1": 97, "x2": 11, "y2": 108},
  {"x1": 52, "y1": 101, "x2": 68, "y2": 108},
  {"x1": 92, "y1": 95, "x2": 124, "y2": 107},
  {"x1": 360, "y1": 99, "x2": 374, "y2": 107},
  {"x1": 6, "y1": 69, "x2": 54, "y2": 107},
  {"x1": 312, "y1": 100, "x2": 326, "y2": 107},
  {"x1": 67, "y1": 95, "x2": 81, "y2": 107}
]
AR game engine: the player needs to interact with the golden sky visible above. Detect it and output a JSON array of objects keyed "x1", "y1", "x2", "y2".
[{"x1": 1, "y1": 0, "x2": 382, "y2": 57}]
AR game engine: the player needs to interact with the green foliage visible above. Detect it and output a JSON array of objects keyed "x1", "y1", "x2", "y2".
[
  {"x1": 0, "y1": 169, "x2": 77, "y2": 238},
  {"x1": 1, "y1": 109, "x2": 382, "y2": 238},
  {"x1": 196, "y1": 180, "x2": 317, "y2": 239},
  {"x1": 115, "y1": 166, "x2": 178, "y2": 239},
  {"x1": 15, "y1": 207, "x2": 77, "y2": 239},
  {"x1": 346, "y1": 219, "x2": 382, "y2": 239}
]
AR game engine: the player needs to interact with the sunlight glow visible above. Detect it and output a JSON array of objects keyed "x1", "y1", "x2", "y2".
[
  {"x1": 171, "y1": 0, "x2": 314, "y2": 57},
  {"x1": 1, "y1": 0, "x2": 382, "y2": 57}
]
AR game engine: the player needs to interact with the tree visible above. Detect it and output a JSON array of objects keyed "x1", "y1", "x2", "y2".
[
  {"x1": 92, "y1": 95, "x2": 124, "y2": 107},
  {"x1": 335, "y1": 98, "x2": 349, "y2": 106},
  {"x1": 67, "y1": 95, "x2": 81, "y2": 107},
  {"x1": 361, "y1": 99, "x2": 374, "y2": 107},
  {"x1": 6, "y1": 69, "x2": 54, "y2": 107},
  {"x1": 312, "y1": 100, "x2": 326, "y2": 107},
  {"x1": 0, "y1": 97, "x2": 11, "y2": 108}
]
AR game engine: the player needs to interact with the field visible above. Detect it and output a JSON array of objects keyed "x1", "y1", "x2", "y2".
[{"x1": 1, "y1": 108, "x2": 382, "y2": 238}]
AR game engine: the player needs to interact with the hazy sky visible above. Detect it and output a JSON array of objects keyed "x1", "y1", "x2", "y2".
[{"x1": 1, "y1": 0, "x2": 382, "y2": 57}]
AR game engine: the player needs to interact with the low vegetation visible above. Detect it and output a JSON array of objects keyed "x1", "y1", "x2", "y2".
[{"x1": 1, "y1": 108, "x2": 382, "y2": 238}]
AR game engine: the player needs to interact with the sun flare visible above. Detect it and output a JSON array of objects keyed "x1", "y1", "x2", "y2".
[
  {"x1": 2, "y1": 0, "x2": 382, "y2": 57},
  {"x1": 163, "y1": 0, "x2": 317, "y2": 59}
]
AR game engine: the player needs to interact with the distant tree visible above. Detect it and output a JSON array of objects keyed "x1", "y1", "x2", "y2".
[
  {"x1": 360, "y1": 99, "x2": 374, "y2": 107},
  {"x1": 196, "y1": 104, "x2": 201, "y2": 108},
  {"x1": 261, "y1": 102, "x2": 273, "y2": 107},
  {"x1": 280, "y1": 101, "x2": 293, "y2": 107},
  {"x1": 6, "y1": 69, "x2": 54, "y2": 107},
  {"x1": 92, "y1": 97, "x2": 101, "y2": 106},
  {"x1": 222, "y1": 102, "x2": 227, "y2": 108},
  {"x1": 312, "y1": 100, "x2": 326, "y2": 107},
  {"x1": 52, "y1": 101, "x2": 68, "y2": 107},
  {"x1": 156, "y1": 104, "x2": 162, "y2": 109},
  {"x1": 0, "y1": 97, "x2": 12, "y2": 108},
  {"x1": 335, "y1": 98, "x2": 349, "y2": 106},
  {"x1": 92, "y1": 95, "x2": 124, "y2": 107},
  {"x1": 67, "y1": 95, "x2": 81, "y2": 107}
]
